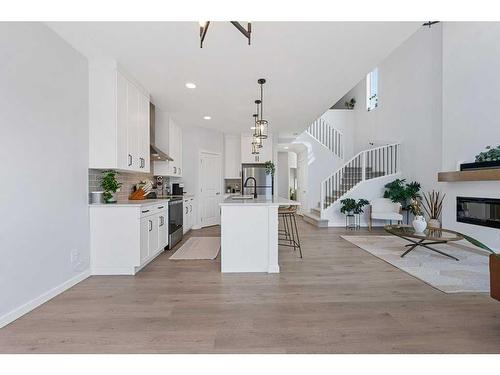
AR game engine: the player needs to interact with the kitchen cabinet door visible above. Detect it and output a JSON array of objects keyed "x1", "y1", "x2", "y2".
[
  {"x1": 189, "y1": 198, "x2": 195, "y2": 229},
  {"x1": 140, "y1": 217, "x2": 150, "y2": 264},
  {"x1": 183, "y1": 200, "x2": 189, "y2": 234},
  {"x1": 158, "y1": 212, "x2": 168, "y2": 249},
  {"x1": 224, "y1": 135, "x2": 241, "y2": 178},
  {"x1": 138, "y1": 94, "x2": 150, "y2": 172},
  {"x1": 177, "y1": 124, "x2": 183, "y2": 176},
  {"x1": 148, "y1": 215, "x2": 159, "y2": 257},
  {"x1": 116, "y1": 72, "x2": 130, "y2": 170},
  {"x1": 127, "y1": 81, "x2": 140, "y2": 171},
  {"x1": 259, "y1": 136, "x2": 273, "y2": 162}
]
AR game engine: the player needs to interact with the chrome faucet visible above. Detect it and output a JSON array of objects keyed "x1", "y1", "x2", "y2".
[{"x1": 243, "y1": 177, "x2": 258, "y2": 199}]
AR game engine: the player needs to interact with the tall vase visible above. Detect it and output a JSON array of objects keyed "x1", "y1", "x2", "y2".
[
  {"x1": 412, "y1": 215, "x2": 427, "y2": 233},
  {"x1": 428, "y1": 218, "x2": 441, "y2": 229}
]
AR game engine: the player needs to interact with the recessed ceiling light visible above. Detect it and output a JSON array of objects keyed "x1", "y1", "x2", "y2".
[
  {"x1": 203, "y1": 116, "x2": 211, "y2": 120},
  {"x1": 284, "y1": 146, "x2": 289, "y2": 149},
  {"x1": 185, "y1": 82, "x2": 196, "y2": 89}
]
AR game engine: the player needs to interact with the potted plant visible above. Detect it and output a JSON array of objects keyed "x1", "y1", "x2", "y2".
[
  {"x1": 264, "y1": 161, "x2": 275, "y2": 175},
  {"x1": 408, "y1": 198, "x2": 426, "y2": 233},
  {"x1": 460, "y1": 234, "x2": 500, "y2": 301},
  {"x1": 383, "y1": 179, "x2": 421, "y2": 218},
  {"x1": 340, "y1": 198, "x2": 357, "y2": 216},
  {"x1": 422, "y1": 190, "x2": 445, "y2": 228},
  {"x1": 461, "y1": 145, "x2": 500, "y2": 171},
  {"x1": 354, "y1": 199, "x2": 369, "y2": 214},
  {"x1": 101, "y1": 170, "x2": 122, "y2": 203},
  {"x1": 344, "y1": 97, "x2": 356, "y2": 110}
]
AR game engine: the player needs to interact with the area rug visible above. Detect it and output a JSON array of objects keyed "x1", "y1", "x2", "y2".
[
  {"x1": 341, "y1": 235, "x2": 490, "y2": 293},
  {"x1": 169, "y1": 237, "x2": 220, "y2": 260}
]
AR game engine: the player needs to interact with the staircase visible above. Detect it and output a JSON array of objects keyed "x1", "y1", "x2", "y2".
[
  {"x1": 307, "y1": 118, "x2": 343, "y2": 159},
  {"x1": 303, "y1": 143, "x2": 401, "y2": 227}
]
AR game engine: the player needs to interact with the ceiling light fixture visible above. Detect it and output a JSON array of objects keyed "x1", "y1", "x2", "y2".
[
  {"x1": 422, "y1": 21, "x2": 439, "y2": 28},
  {"x1": 255, "y1": 79, "x2": 268, "y2": 140},
  {"x1": 185, "y1": 82, "x2": 196, "y2": 89},
  {"x1": 203, "y1": 116, "x2": 211, "y2": 120},
  {"x1": 252, "y1": 114, "x2": 263, "y2": 149},
  {"x1": 199, "y1": 21, "x2": 251, "y2": 48}
]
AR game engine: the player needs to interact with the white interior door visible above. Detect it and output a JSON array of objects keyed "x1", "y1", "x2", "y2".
[
  {"x1": 297, "y1": 151, "x2": 308, "y2": 215},
  {"x1": 200, "y1": 152, "x2": 222, "y2": 227}
]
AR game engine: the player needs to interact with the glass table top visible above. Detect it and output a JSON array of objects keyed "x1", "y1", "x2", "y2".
[{"x1": 384, "y1": 225, "x2": 464, "y2": 241}]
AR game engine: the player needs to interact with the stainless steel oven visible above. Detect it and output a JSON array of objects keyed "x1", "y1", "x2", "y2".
[{"x1": 168, "y1": 197, "x2": 183, "y2": 249}]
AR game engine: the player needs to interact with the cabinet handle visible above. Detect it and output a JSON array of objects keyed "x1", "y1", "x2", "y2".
[
  {"x1": 128, "y1": 154, "x2": 132, "y2": 166},
  {"x1": 142, "y1": 209, "x2": 150, "y2": 213},
  {"x1": 159, "y1": 216, "x2": 164, "y2": 226},
  {"x1": 185, "y1": 207, "x2": 188, "y2": 214},
  {"x1": 158, "y1": 206, "x2": 164, "y2": 209},
  {"x1": 149, "y1": 220, "x2": 152, "y2": 232},
  {"x1": 174, "y1": 166, "x2": 177, "y2": 174}
]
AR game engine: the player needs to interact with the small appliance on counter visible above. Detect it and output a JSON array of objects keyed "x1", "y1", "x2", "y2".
[
  {"x1": 90, "y1": 191, "x2": 104, "y2": 204},
  {"x1": 172, "y1": 182, "x2": 184, "y2": 196}
]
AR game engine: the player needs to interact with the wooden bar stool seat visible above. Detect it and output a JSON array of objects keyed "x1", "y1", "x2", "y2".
[{"x1": 278, "y1": 205, "x2": 302, "y2": 258}]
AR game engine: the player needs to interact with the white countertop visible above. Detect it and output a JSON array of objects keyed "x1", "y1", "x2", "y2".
[
  {"x1": 220, "y1": 196, "x2": 300, "y2": 207},
  {"x1": 89, "y1": 198, "x2": 170, "y2": 207}
]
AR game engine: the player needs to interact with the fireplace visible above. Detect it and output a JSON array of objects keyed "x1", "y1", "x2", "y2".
[{"x1": 457, "y1": 197, "x2": 500, "y2": 229}]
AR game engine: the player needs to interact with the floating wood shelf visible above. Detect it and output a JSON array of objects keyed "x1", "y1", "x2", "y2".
[{"x1": 438, "y1": 169, "x2": 500, "y2": 182}]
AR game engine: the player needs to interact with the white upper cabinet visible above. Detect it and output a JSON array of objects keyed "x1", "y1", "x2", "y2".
[
  {"x1": 153, "y1": 116, "x2": 183, "y2": 177},
  {"x1": 241, "y1": 134, "x2": 273, "y2": 164},
  {"x1": 89, "y1": 60, "x2": 150, "y2": 173},
  {"x1": 224, "y1": 134, "x2": 241, "y2": 178}
]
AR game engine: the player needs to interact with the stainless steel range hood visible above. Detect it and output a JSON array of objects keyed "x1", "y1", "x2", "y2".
[{"x1": 150, "y1": 103, "x2": 173, "y2": 162}]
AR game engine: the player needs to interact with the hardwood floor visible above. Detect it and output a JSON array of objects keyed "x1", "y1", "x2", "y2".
[{"x1": 1, "y1": 218, "x2": 499, "y2": 353}]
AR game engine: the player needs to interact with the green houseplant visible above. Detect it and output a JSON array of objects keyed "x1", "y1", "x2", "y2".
[
  {"x1": 475, "y1": 145, "x2": 500, "y2": 162},
  {"x1": 264, "y1": 161, "x2": 275, "y2": 175},
  {"x1": 383, "y1": 179, "x2": 421, "y2": 209},
  {"x1": 340, "y1": 198, "x2": 369, "y2": 215},
  {"x1": 101, "y1": 170, "x2": 122, "y2": 203}
]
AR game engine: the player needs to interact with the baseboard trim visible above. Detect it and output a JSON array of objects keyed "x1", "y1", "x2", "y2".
[{"x1": 0, "y1": 269, "x2": 91, "y2": 329}]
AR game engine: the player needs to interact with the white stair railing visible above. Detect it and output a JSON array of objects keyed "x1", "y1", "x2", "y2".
[
  {"x1": 307, "y1": 118, "x2": 343, "y2": 159},
  {"x1": 320, "y1": 143, "x2": 401, "y2": 211}
]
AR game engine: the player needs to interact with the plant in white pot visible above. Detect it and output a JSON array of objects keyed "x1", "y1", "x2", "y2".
[
  {"x1": 422, "y1": 190, "x2": 445, "y2": 228},
  {"x1": 101, "y1": 170, "x2": 122, "y2": 204},
  {"x1": 409, "y1": 198, "x2": 426, "y2": 233}
]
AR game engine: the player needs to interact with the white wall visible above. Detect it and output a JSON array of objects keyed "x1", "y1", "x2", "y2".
[
  {"x1": 441, "y1": 23, "x2": 500, "y2": 249},
  {"x1": 181, "y1": 124, "x2": 224, "y2": 227},
  {"x1": 277, "y1": 152, "x2": 289, "y2": 198},
  {"x1": 320, "y1": 109, "x2": 356, "y2": 160},
  {"x1": 349, "y1": 24, "x2": 443, "y2": 194},
  {"x1": 0, "y1": 23, "x2": 90, "y2": 326}
]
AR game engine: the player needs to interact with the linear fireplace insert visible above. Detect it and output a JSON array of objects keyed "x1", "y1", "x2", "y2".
[{"x1": 457, "y1": 197, "x2": 500, "y2": 229}]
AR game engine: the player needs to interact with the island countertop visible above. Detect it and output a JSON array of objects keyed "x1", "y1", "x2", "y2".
[{"x1": 220, "y1": 196, "x2": 300, "y2": 207}]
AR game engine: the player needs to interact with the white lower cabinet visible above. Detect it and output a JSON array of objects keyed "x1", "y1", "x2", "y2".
[
  {"x1": 90, "y1": 202, "x2": 168, "y2": 275},
  {"x1": 183, "y1": 197, "x2": 196, "y2": 234}
]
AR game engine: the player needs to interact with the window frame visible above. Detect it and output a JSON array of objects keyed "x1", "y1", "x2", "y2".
[{"x1": 366, "y1": 68, "x2": 379, "y2": 111}]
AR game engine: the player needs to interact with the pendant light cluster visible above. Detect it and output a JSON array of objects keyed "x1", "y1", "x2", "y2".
[{"x1": 251, "y1": 79, "x2": 269, "y2": 155}]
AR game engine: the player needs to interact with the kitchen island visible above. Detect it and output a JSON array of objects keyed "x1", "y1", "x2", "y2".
[{"x1": 219, "y1": 196, "x2": 300, "y2": 273}]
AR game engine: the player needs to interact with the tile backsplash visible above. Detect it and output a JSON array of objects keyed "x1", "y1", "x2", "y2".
[{"x1": 89, "y1": 169, "x2": 169, "y2": 202}]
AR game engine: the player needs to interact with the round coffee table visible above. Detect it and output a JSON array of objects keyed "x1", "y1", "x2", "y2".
[{"x1": 384, "y1": 225, "x2": 464, "y2": 261}]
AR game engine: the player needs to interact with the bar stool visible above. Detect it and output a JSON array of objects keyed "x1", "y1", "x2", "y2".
[{"x1": 278, "y1": 205, "x2": 303, "y2": 258}]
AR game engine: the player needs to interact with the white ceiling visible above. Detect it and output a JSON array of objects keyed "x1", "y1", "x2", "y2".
[{"x1": 48, "y1": 22, "x2": 420, "y2": 135}]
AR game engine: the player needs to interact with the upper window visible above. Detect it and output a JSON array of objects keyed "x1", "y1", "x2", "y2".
[{"x1": 366, "y1": 68, "x2": 378, "y2": 111}]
